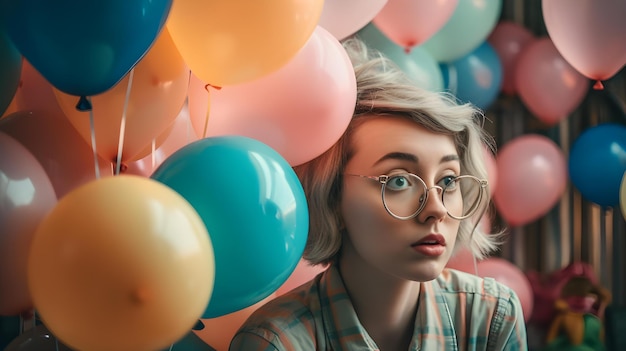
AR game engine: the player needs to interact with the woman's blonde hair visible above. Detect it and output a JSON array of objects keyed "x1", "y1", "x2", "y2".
[{"x1": 294, "y1": 38, "x2": 499, "y2": 266}]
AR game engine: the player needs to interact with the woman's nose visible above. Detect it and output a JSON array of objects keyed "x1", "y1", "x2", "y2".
[{"x1": 416, "y1": 186, "x2": 447, "y2": 223}]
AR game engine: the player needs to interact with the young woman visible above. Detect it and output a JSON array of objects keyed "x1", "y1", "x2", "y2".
[{"x1": 229, "y1": 38, "x2": 527, "y2": 351}]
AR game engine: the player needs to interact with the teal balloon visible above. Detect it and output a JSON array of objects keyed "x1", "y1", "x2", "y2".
[
  {"x1": 1, "y1": 0, "x2": 171, "y2": 97},
  {"x1": 0, "y1": 30, "x2": 21, "y2": 116},
  {"x1": 152, "y1": 136, "x2": 308, "y2": 318},
  {"x1": 439, "y1": 41, "x2": 502, "y2": 110},
  {"x1": 422, "y1": 0, "x2": 502, "y2": 62},
  {"x1": 568, "y1": 123, "x2": 626, "y2": 207},
  {"x1": 356, "y1": 23, "x2": 443, "y2": 92}
]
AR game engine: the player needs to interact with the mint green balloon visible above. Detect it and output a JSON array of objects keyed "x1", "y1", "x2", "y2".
[
  {"x1": 356, "y1": 23, "x2": 443, "y2": 92},
  {"x1": 422, "y1": 0, "x2": 502, "y2": 63}
]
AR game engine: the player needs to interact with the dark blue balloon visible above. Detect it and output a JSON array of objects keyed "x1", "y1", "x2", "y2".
[
  {"x1": 439, "y1": 41, "x2": 503, "y2": 110},
  {"x1": 569, "y1": 123, "x2": 626, "y2": 207},
  {"x1": 1, "y1": 0, "x2": 171, "y2": 97},
  {"x1": 152, "y1": 136, "x2": 308, "y2": 318}
]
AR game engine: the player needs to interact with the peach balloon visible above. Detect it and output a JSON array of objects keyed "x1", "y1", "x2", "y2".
[
  {"x1": 189, "y1": 26, "x2": 357, "y2": 166},
  {"x1": 494, "y1": 134, "x2": 567, "y2": 227},
  {"x1": 54, "y1": 28, "x2": 189, "y2": 163},
  {"x1": 276, "y1": 259, "x2": 328, "y2": 296},
  {"x1": 196, "y1": 294, "x2": 276, "y2": 351},
  {"x1": 2, "y1": 57, "x2": 63, "y2": 119},
  {"x1": 373, "y1": 0, "x2": 458, "y2": 50},
  {"x1": 487, "y1": 21, "x2": 535, "y2": 96},
  {"x1": 166, "y1": 0, "x2": 323, "y2": 87},
  {"x1": 318, "y1": 0, "x2": 388, "y2": 40},
  {"x1": 543, "y1": 0, "x2": 626, "y2": 88},
  {"x1": 28, "y1": 176, "x2": 215, "y2": 351},
  {"x1": 0, "y1": 110, "x2": 113, "y2": 199},
  {"x1": 14, "y1": 59, "x2": 64, "y2": 114},
  {"x1": 0, "y1": 132, "x2": 57, "y2": 316},
  {"x1": 124, "y1": 104, "x2": 197, "y2": 177},
  {"x1": 515, "y1": 38, "x2": 589, "y2": 126}
]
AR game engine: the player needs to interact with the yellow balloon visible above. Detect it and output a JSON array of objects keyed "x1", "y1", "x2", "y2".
[
  {"x1": 28, "y1": 175, "x2": 214, "y2": 351},
  {"x1": 166, "y1": 0, "x2": 324, "y2": 87},
  {"x1": 54, "y1": 28, "x2": 190, "y2": 163},
  {"x1": 621, "y1": 171, "x2": 626, "y2": 218}
]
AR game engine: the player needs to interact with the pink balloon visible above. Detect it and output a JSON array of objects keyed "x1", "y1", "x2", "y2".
[
  {"x1": 0, "y1": 132, "x2": 57, "y2": 316},
  {"x1": 373, "y1": 0, "x2": 458, "y2": 50},
  {"x1": 515, "y1": 38, "x2": 589, "y2": 126},
  {"x1": 494, "y1": 134, "x2": 567, "y2": 227},
  {"x1": 189, "y1": 26, "x2": 357, "y2": 166},
  {"x1": 487, "y1": 21, "x2": 535, "y2": 96},
  {"x1": 476, "y1": 258, "x2": 534, "y2": 322},
  {"x1": 318, "y1": 0, "x2": 388, "y2": 41},
  {"x1": 275, "y1": 259, "x2": 328, "y2": 296},
  {"x1": 123, "y1": 104, "x2": 197, "y2": 177},
  {"x1": 446, "y1": 248, "x2": 479, "y2": 274},
  {"x1": 542, "y1": 0, "x2": 626, "y2": 88}
]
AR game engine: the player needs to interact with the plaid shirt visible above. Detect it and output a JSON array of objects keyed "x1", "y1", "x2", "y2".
[{"x1": 229, "y1": 265, "x2": 528, "y2": 350}]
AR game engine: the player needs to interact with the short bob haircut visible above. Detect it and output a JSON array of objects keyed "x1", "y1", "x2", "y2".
[{"x1": 294, "y1": 38, "x2": 499, "y2": 266}]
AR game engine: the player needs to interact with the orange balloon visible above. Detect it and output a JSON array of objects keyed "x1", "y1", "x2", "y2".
[
  {"x1": 166, "y1": 0, "x2": 323, "y2": 86},
  {"x1": 28, "y1": 175, "x2": 215, "y2": 351},
  {"x1": 196, "y1": 294, "x2": 276, "y2": 351},
  {"x1": 54, "y1": 28, "x2": 190, "y2": 163}
]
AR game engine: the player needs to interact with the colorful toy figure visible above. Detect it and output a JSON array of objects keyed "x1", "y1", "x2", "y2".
[{"x1": 531, "y1": 264, "x2": 611, "y2": 351}]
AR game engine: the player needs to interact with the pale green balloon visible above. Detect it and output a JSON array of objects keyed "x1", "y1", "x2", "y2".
[
  {"x1": 422, "y1": 0, "x2": 502, "y2": 63},
  {"x1": 356, "y1": 23, "x2": 444, "y2": 92}
]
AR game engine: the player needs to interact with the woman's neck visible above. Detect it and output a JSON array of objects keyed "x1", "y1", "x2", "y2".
[{"x1": 338, "y1": 251, "x2": 420, "y2": 351}]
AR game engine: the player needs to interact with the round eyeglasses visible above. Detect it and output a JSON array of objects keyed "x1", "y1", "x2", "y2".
[{"x1": 345, "y1": 173, "x2": 488, "y2": 220}]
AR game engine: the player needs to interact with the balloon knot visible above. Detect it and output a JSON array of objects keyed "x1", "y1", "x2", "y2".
[
  {"x1": 76, "y1": 96, "x2": 92, "y2": 111},
  {"x1": 593, "y1": 80, "x2": 604, "y2": 90},
  {"x1": 130, "y1": 287, "x2": 151, "y2": 305},
  {"x1": 192, "y1": 320, "x2": 205, "y2": 330},
  {"x1": 204, "y1": 84, "x2": 222, "y2": 91},
  {"x1": 404, "y1": 46, "x2": 412, "y2": 54}
]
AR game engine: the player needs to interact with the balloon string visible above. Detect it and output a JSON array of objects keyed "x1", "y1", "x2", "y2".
[
  {"x1": 115, "y1": 68, "x2": 135, "y2": 175},
  {"x1": 202, "y1": 85, "x2": 211, "y2": 138},
  {"x1": 169, "y1": 344, "x2": 174, "y2": 351},
  {"x1": 88, "y1": 98, "x2": 101, "y2": 180},
  {"x1": 202, "y1": 84, "x2": 221, "y2": 138},
  {"x1": 151, "y1": 138, "x2": 156, "y2": 171}
]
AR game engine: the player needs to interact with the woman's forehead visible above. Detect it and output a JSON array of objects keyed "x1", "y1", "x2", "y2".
[{"x1": 349, "y1": 117, "x2": 458, "y2": 161}]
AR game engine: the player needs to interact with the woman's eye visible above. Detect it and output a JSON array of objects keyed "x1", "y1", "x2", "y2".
[
  {"x1": 439, "y1": 175, "x2": 458, "y2": 189},
  {"x1": 387, "y1": 175, "x2": 412, "y2": 190}
]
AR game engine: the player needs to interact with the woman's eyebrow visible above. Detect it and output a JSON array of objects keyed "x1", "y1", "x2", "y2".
[
  {"x1": 374, "y1": 152, "x2": 459, "y2": 166},
  {"x1": 374, "y1": 152, "x2": 418, "y2": 165}
]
